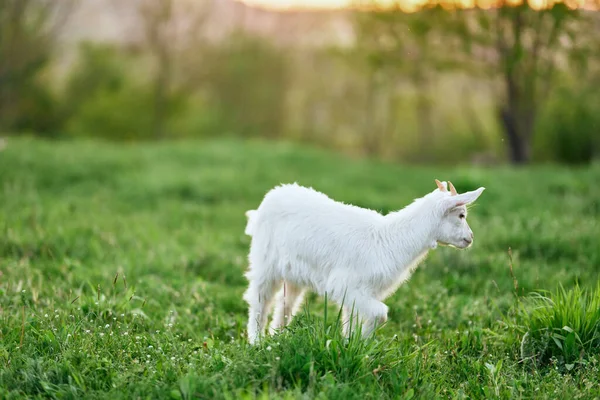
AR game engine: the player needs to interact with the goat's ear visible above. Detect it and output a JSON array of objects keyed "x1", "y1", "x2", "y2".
[{"x1": 444, "y1": 187, "x2": 485, "y2": 209}]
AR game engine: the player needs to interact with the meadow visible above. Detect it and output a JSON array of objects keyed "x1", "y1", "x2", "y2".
[{"x1": 1, "y1": 138, "x2": 599, "y2": 399}]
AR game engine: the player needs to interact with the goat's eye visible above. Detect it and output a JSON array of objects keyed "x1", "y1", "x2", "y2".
[{"x1": 459, "y1": 213, "x2": 465, "y2": 219}]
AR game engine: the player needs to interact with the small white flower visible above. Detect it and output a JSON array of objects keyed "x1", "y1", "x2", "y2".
[
  {"x1": 365, "y1": 355, "x2": 369, "y2": 359},
  {"x1": 266, "y1": 346, "x2": 272, "y2": 351},
  {"x1": 136, "y1": 336, "x2": 141, "y2": 340},
  {"x1": 171, "y1": 357, "x2": 176, "y2": 361},
  {"x1": 44, "y1": 314, "x2": 49, "y2": 318},
  {"x1": 275, "y1": 357, "x2": 280, "y2": 361},
  {"x1": 105, "y1": 324, "x2": 110, "y2": 329},
  {"x1": 147, "y1": 354, "x2": 151, "y2": 358},
  {"x1": 67, "y1": 333, "x2": 72, "y2": 337},
  {"x1": 148, "y1": 345, "x2": 153, "y2": 349},
  {"x1": 55, "y1": 315, "x2": 59, "y2": 319},
  {"x1": 121, "y1": 314, "x2": 125, "y2": 317},
  {"x1": 85, "y1": 330, "x2": 91, "y2": 334},
  {"x1": 123, "y1": 332, "x2": 128, "y2": 336},
  {"x1": 188, "y1": 339, "x2": 192, "y2": 342},
  {"x1": 99, "y1": 332, "x2": 104, "y2": 337},
  {"x1": 22, "y1": 290, "x2": 26, "y2": 293}
]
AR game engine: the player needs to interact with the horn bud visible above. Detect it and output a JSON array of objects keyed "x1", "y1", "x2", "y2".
[
  {"x1": 448, "y1": 181, "x2": 458, "y2": 196},
  {"x1": 435, "y1": 179, "x2": 447, "y2": 192}
]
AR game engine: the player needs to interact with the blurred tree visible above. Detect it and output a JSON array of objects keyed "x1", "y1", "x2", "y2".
[
  {"x1": 354, "y1": 1, "x2": 599, "y2": 164},
  {"x1": 353, "y1": 4, "x2": 459, "y2": 160},
  {"x1": 137, "y1": 0, "x2": 210, "y2": 139},
  {"x1": 450, "y1": 2, "x2": 595, "y2": 164},
  {"x1": 203, "y1": 32, "x2": 289, "y2": 138},
  {"x1": 0, "y1": 0, "x2": 75, "y2": 134}
]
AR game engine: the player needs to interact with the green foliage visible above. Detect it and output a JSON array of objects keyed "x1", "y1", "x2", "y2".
[
  {"x1": 203, "y1": 33, "x2": 289, "y2": 138},
  {"x1": 8, "y1": 74, "x2": 63, "y2": 135},
  {"x1": 356, "y1": 2, "x2": 598, "y2": 164},
  {"x1": 1, "y1": 138, "x2": 600, "y2": 398},
  {"x1": 59, "y1": 36, "x2": 290, "y2": 141},
  {"x1": 62, "y1": 43, "x2": 129, "y2": 118},
  {"x1": 534, "y1": 85, "x2": 600, "y2": 164},
  {"x1": 517, "y1": 284, "x2": 600, "y2": 369},
  {"x1": 0, "y1": 0, "x2": 67, "y2": 135},
  {"x1": 62, "y1": 43, "x2": 156, "y2": 140}
]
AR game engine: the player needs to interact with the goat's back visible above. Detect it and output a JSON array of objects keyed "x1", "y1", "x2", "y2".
[{"x1": 248, "y1": 184, "x2": 384, "y2": 272}]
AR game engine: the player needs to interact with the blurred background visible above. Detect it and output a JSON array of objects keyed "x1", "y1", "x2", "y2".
[{"x1": 1, "y1": 0, "x2": 599, "y2": 165}]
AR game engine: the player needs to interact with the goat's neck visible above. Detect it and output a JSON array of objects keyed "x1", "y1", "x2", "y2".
[{"x1": 380, "y1": 200, "x2": 437, "y2": 267}]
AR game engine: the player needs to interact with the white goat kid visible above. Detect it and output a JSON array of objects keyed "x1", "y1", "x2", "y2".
[{"x1": 243, "y1": 179, "x2": 485, "y2": 344}]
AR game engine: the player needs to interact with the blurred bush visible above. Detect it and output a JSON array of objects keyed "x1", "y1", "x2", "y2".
[
  {"x1": 534, "y1": 84, "x2": 600, "y2": 165},
  {"x1": 203, "y1": 33, "x2": 289, "y2": 139},
  {"x1": 59, "y1": 37, "x2": 289, "y2": 141},
  {"x1": 0, "y1": 0, "x2": 68, "y2": 136},
  {"x1": 62, "y1": 43, "x2": 154, "y2": 140}
]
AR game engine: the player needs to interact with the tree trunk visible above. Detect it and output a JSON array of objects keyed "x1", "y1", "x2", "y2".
[
  {"x1": 499, "y1": 107, "x2": 531, "y2": 164},
  {"x1": 500, "y1": 63, "x2": 535, "y2": 164}
]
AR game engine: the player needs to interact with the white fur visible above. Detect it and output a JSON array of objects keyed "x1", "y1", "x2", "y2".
[{"x1": 243, "y1": 181, "x2": 485, "y2": 344}]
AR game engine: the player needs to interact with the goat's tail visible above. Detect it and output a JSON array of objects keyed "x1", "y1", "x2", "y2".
[{"x1": 244, "y1": 210, "x2": 257, "y2": 236}]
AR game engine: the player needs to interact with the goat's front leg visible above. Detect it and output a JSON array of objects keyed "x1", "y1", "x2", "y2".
[{"x1": 341, "y1": 293, "x2": 388, "y2": 339}]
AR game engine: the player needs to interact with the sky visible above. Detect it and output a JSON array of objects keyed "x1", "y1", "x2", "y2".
[
  {"x1": 239, "y1": 0, "x2": 588, "y2": 11},
  {"x1": 240, "y1": 0, "x2": 428, "y2": 10}
]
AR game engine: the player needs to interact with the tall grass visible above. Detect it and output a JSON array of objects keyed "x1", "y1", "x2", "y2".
[{"x1": 518, "y1": 283, "x2": 600, "y2": 369}]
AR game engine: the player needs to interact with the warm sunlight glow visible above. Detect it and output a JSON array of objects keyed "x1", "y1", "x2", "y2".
[{"x1": 238, "y1": 0, "x2": 594, "y2": 11}]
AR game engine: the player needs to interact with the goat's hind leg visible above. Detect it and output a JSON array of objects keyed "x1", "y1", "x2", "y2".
[
  {"x1": 243, "y1": 272, "x2": 280, "y2": 345},
  {"x1": 269, "y1": 281, "x2": 305, "y2": 335}
]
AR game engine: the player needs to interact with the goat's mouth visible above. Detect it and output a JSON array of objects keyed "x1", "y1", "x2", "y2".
[
  {"x1": 461, "y1": 238, "x2": 473, "y2": 248},
  {"x1": 437, "y1": 239, "x2": 472, "y2": 249}
]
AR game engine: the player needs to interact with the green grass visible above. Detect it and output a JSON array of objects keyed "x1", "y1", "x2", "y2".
[
  {"x1": 1, "y1": 137, "x2": 599, "y2": 399},
  {"x1": 518, "y1": 283, "x2": 600, "y2": 369}
]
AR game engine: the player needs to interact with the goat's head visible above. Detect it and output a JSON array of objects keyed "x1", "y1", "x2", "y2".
[{"x1": 431, "y1": 179, "x2": 485, "y2": 249}]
